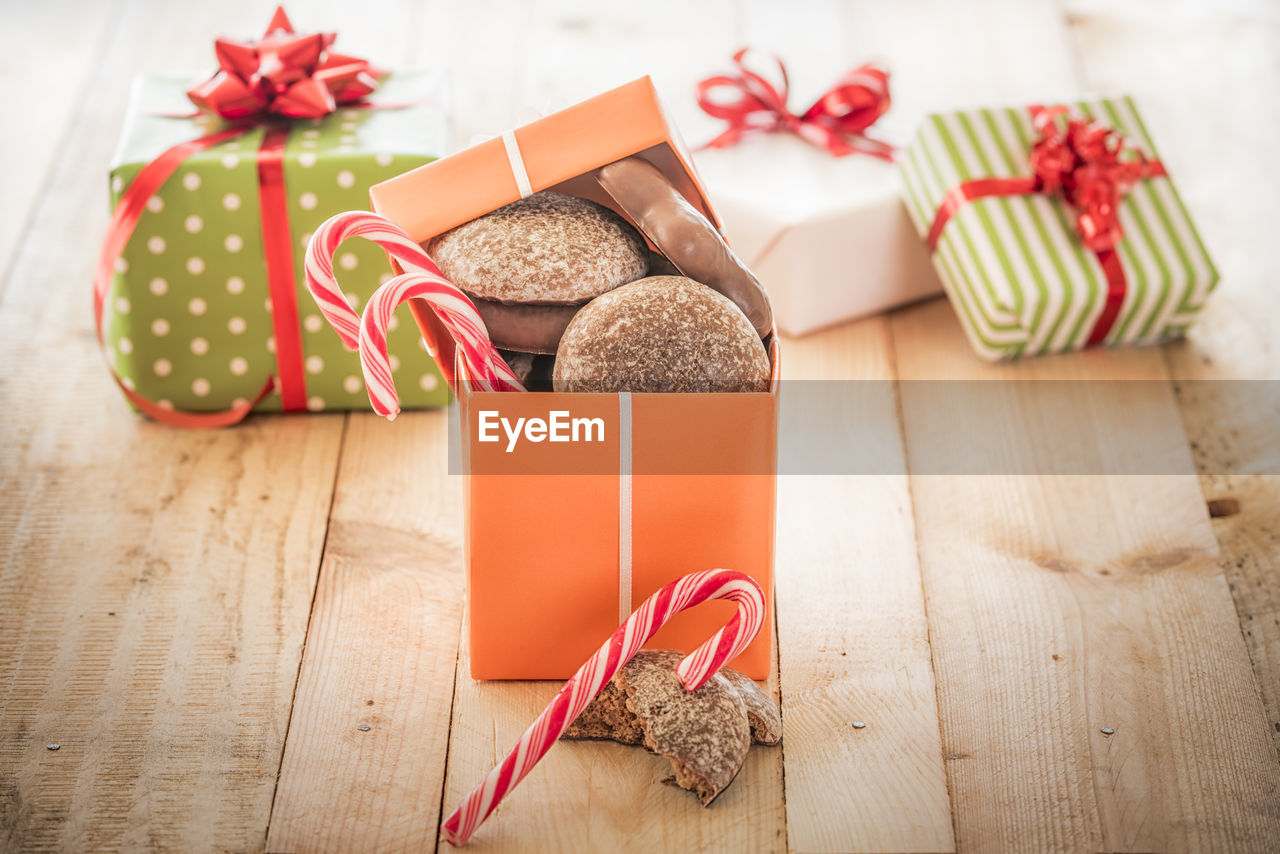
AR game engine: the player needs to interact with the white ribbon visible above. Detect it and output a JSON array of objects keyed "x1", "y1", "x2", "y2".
[
  {"x1": 618, "y1": 392, "x2": 633, "y2": 623},
  {"x1": 501, "y1": 130, "x2": 533, "y2": 199}
]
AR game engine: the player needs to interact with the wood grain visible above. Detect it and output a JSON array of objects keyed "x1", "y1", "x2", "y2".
[
  {"x1": 777, "y1": 320, "x2": 955, "y2": 854},
  {"x1": 725, "y1": 4, "x2": 955, "y2": 849},
  {"x1": 894, "y1": 299, "x2": 1280, "y2": 853},
  {"x1": 267, "y1": 412, "x2": 464, "y2": 853},
  {"x1": 3, "y1": 1, "x2": 1279, "y2": 851},
  {"x1": 0, "y1": 1, "x2": 345, "y2": 850},
  {"x1": 0, "y1": 0, "x2": 121, "y2": 293},
  {"x1": 1066, "y1": 0, "x2": 1280, "y2": 758}
]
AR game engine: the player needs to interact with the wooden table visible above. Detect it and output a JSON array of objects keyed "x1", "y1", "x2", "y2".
[{"x1": 2, "y1": 1, "x2": 1277, "y2": 851}]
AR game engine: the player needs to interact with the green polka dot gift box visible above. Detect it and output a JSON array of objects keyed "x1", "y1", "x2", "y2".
[
  {"x1": 898, "y1": 95, "x2": 1218, "y2": 361},
  {"x1": 103, "y1": 71, "x2": 450, "y2": 417}
]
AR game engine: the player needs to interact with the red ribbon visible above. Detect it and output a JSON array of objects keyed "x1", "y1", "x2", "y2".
[
  {"x1": 927, "y1": 104, "x2": 1167, "y2": 346},
  {"x1": 256, "y1": 124, "x2": 308, "y2": 412},
  {"x1": 696, "y1": 49, "x2": 895, "y2": 160},
  {"x1": 96, "y1": 7, "x2": 383, "y2": 426}
]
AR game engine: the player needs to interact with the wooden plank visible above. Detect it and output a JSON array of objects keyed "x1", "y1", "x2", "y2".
[
  {"x1": 266, "y1": 412, "x2": 464, "y2": 853},
  {"x1": 776, "y1": 321, "x2": 955, "y2": 854},
  {"x1": 0, "y1": 413, "x2": 342, "y2": 853},
  {"x1": 0, "y1": 0, "x2": 121, "y2": 292},
  {"x1": 725, "y1": 5, "x2": 952, "y2": 850},
  {"x1": 845, "y1": 0, "x2": 1082, "y2": 124},
  {"x1": 892, "y1": 300, "x2": 1280, "y2": 852},
  {"x1": 513, "y1": 0, "x2": 738, "y2": 137},
  {"x1": 428, "y1": 0, "x2": 539, "y2": 146},
  {"x1": 759, "y1": 1, "x2": 1094, "y2": 849},
  {"x1": 1066, "y1": 0, "x2": 1280, "y2": 756},
  {"x1": 866, "y1": 0, "x2": 1275, "y2": 847},
  {"x1": 0, "y1": 1, "x2": 346, "y2": 850}
]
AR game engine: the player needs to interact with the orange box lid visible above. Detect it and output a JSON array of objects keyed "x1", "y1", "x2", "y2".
[{"x1": 368, "y1": 76, "x2": 721, "y2": 244}]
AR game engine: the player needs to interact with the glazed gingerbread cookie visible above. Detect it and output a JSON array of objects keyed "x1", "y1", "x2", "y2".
[
  {"x1": 552, "y1": 276, "x2": 771, "y2": 393},
  {"x1": 429, "y1": 191, "x2": 649, "y2": 304}
]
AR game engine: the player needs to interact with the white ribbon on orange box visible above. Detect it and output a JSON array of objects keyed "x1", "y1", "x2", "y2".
[
  {"x1": 692, "y1": 132, "x2": 942, "y2": 336},
  {"x1": 500, "y1": 130, "x2": 534, "y2": 199}
]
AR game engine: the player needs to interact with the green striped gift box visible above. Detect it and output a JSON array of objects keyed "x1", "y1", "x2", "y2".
[{"x1": 898, "y1": 96, "x2": 1217, "y2": 360}]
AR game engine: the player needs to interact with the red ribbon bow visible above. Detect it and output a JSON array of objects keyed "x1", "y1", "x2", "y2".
[
  {"x1": 1027, "y1": 106, "x2": 1159, "y2": 251},
  {"x1": 186, "y1": 6, "x2": 380, "y2": 120},
  {"x1": 696, "y1": 49, "x2": 895, "y2": 160},
  {"x1": 926, "y1": 104, "x2": 1168, "y2": 348}
]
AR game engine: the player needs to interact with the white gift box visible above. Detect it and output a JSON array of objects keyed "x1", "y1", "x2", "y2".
[{"x1": 693, "y1": 133, "x2": 941, "y2": 336}]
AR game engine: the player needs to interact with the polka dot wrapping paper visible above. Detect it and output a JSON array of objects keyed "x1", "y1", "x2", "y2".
[{"x1": 104, "y1": 72, "x2": 450, "y2": 414}]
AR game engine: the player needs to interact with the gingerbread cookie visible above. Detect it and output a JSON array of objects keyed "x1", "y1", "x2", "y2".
[
  {"x1": 429, "y1": 191, "x2": 649, "y2": 304},
  {"x1": 563, "y1": 650, "x2": 781, "y2": 805},
  {"x1": 552, "y1": 276, "x2": 771, "y2": 394}
]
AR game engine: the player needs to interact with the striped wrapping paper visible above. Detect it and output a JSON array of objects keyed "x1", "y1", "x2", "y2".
[{"x1": 898, "y1": 96, "x2": 1218, "y2": 360}]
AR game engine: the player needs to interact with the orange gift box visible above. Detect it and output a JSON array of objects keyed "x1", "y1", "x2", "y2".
[{"x1": 369, "y1": 77, "x2": 780, "y2": 679}]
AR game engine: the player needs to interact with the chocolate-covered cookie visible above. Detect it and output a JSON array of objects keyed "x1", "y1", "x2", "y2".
[
  {"x1": 645, "y1": 250, "x2": 680, "y2": 277},
  {"x1": 476, "y1": 298, "x2": 580, "y2": 355},
  {"x1": 553, "y1": 276, "x2": 771, "y2": 393},
  {"x1": 429, "y1": 191, "x2": 649, "y2": 304},
  {"x1": 595, "y1": 157, "x2": 773, "y2": 338}
]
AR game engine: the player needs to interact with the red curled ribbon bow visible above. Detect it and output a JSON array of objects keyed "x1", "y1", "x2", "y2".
[
  {"x1": 696, "y1": 49, "x2": 895, "y2": 160},
  {"x1": 1027, "y1": 106, "x2": 1160, "y2": 251},
  {"x1": 927, "y1": 104, "x2": 1168, "y2": 346},
  {"x1": 186, "y1": 6, "x2": 380, "y2": 119}
]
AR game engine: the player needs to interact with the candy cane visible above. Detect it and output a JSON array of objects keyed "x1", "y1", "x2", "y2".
[
  {"x1": 441, "y1": 569, "x2": 766, "y2": 847},
  {"x1": 360, "y1": 272, "x2": 524, "y2": 418},
  {"x1": 303, "y1": 210, "x2": 522, "y2": 412},
  {"x1": 305, "y1": 210, "x2": 438, "y2": 347}
]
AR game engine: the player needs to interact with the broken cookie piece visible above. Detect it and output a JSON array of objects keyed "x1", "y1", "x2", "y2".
[
  {"x1": 718, "y1": 665, "x2": 782, "y2": 745},
  {"x1": 563, "y1": 649, "x2": 781, "y2": 805}
]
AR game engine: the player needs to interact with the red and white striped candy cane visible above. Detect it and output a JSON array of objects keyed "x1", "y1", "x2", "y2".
[
  {"x1": 304, "y1": 210, "x2": 522, "y2": 415},
  {"x1": 305, "y1": 210, "x2": 439, "y2": 347},
  {"x1": 440, "y1": 568, "x2": 766, "y2": 847},
  {"x1": 360, "y1": 271, "x2": 523, "y2": 418}
]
